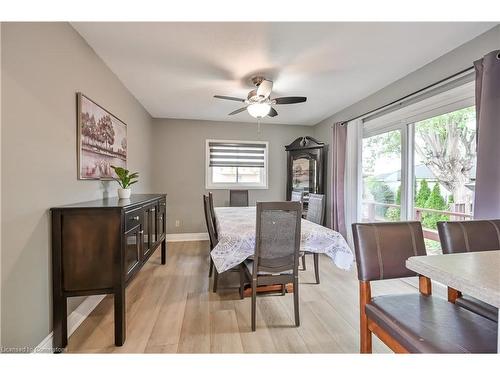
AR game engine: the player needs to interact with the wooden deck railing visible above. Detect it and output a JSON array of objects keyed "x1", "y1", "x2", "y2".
[{"x1": 362, "y1": 201, "x2": 473, "y2": 242}]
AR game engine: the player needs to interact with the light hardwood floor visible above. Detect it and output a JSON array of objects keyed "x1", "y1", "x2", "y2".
[{"x1": 65, "y1": 240, "x2": 426, "y2": 353}]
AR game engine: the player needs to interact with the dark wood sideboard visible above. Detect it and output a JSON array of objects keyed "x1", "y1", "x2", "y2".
[{"x1": 51, "y1": 194, "x2": 167, "y2": 352}]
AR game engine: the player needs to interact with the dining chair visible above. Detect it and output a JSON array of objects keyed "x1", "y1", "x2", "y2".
[
  {"x1": 202, "y1": 194, "x2": 216, "y2": 279},
  {"x1": 437, "y1": 219, "x2": 500, "y2": 322},
  {"x1": 352, "y1": 221, "x2": 497, "y2": 353},
  {"x1": 229, "y1": 189, "x2": 249, "y2": 207},
  {"x1": 290, "y1": 190, "x2": 306, "y2": 250},
  {"x1": 242, "y1": 201, "x2": 302, "y2": 331},
  {"x1": 290, "y1": 190, "x2": 304, "y2": 202},
  {"x1": 302, "y1": 193, "x2": 325, "y2": 284},
  {"x1": 203, "y1": 195, "x2": 245, "y2": 297},
  {"x1": 208, "y1": 191, "x2": 218, "y2": 238}
]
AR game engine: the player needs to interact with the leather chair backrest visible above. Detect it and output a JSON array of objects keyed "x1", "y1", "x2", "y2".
[
  {"x1": 437, "y1": 220, "x2": 500, "y2": 254},
  {"x1": 352, "y1": 221, "x2": 426, "y2": 281}
]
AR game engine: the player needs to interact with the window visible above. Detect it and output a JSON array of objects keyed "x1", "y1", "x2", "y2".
[
  {"x1": 205, "y1": 140, "x2": 268, "y2": 189},
  {"x1": 358, "y1": 80, "x2": 476, "y2": 254},
  {"x1": 412, "y1": 107, "x2": 476, "y2": 253},
  {"x1": 362, "y1": 129, "x2": 402, "y2": 222}
]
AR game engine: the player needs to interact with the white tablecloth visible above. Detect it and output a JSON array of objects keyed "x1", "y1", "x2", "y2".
[{"x1": 211, "y1": 206, "x2": 354, "y2": 273}]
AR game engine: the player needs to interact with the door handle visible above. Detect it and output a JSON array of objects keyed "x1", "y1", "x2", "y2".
[{"x1": 137, "y1": 233, "x2": 142, "y2": 260}]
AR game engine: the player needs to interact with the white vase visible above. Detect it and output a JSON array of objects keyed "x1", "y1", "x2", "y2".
[{"x1": 118, "y1": 188, "x2": 131, "y2": 199}]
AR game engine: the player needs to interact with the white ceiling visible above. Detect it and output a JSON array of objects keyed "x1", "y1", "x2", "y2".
[{"x1": 72, "y1": 22, "x2": 496, "y2": 126}]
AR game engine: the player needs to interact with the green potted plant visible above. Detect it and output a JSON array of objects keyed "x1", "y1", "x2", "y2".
[{"x1": 111, "y1": 166, "x2": 139, "y2": 199}]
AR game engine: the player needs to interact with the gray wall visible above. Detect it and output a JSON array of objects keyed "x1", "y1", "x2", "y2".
[
  {"x1": 1, "y1": 23, "x2": 154, "y2": 349},
  {"x1": 313, "y1": 24, "x2": 500, "y2": 228},
  {"x1": 151, "y1": 118, "x2": 312, "y2": 233},
  {"x1": 2, "y1": 21, "x2": 498, "y2": 350}
]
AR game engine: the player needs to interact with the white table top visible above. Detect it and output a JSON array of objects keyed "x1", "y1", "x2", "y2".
[
  {"x1": 406, "y1": 250, "x2": 500, "y2": 308},
  {"x1": 211, "y1": 206, "x2": 353, "y2": 273}
]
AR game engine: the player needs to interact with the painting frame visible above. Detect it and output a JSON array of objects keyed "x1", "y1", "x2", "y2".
[{"x1": 77, "y1": 92, "x2": 128, "y2": 180}]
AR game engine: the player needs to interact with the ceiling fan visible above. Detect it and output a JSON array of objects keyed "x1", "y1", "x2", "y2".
[{"x1": 214, "y1": 76, "x2": 307, "y2": 118}]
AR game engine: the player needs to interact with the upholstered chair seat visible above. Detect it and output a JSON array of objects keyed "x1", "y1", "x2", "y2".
[
  {"x1": 244, "y1": 259, "x2": 293, "y2": 276},
  {"x1": 366, "y1": 294, "x2": 497, "y2": 353}
]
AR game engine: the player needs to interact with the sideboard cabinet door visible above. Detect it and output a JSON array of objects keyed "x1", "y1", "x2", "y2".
[
  {"x1": 151, "y1": 205, "x2": 157, "y2": 244},
  {"x1": 125, "y1": 224, "x2": 142, "y2": 279},
  {"x1": 158, "y1": 199, "x2": 166, "y2": 239}
]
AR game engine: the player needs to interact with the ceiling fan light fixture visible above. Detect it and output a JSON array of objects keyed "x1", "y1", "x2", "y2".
[{"x1": 247, "y1": 103, "x2": 271, "y2": 118}]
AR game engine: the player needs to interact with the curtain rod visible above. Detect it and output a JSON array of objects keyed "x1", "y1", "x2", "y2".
[{"x1": 342, "y1": 66, "x2": 475, "y2": 124}]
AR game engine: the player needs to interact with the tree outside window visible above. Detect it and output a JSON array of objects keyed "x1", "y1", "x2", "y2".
[{"x1": 361, "y1": 106, "x2": 476, "y2": 253}]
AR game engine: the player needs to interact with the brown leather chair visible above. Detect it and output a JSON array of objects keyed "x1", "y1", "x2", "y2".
[
  {"x1": 437, "y1": 220, "x2": 500, "y2": 322},
  {"x1": 352, "y1": 221, "x2": 497, "y2": 353}
]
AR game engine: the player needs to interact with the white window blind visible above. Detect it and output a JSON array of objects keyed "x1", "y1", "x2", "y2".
[
  {"x1": 205, "y1": 140, "x2": 268, "y2": 189},
  {"x1": 208, "y1": 142, "x2": 266, "y2": 168}
]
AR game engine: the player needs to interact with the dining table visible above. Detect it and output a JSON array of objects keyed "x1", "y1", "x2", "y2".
[
  {"x1": 210, "y1": 206, "x2": 354, "y2": 274},
  {"x1": 406, "y1": 250, "x2": 500, "y2": 352}
]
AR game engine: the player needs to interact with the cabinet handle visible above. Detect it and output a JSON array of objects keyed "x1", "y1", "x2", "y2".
[
  {"x1": 139, "y1": 230, "x2": 144, "y2": 234},
  {"x1": 159, "y1": 217, "x2": 163, "y2": 221},
  {"x1": 131, "y1": 216, "x2": 139, "y2": 221},
  {"x1": 160, "y1": 203, "x2": 166, "y2": 206},
  {"x1": 151, "y1": 208, "x2": 156, "y2": 212}
]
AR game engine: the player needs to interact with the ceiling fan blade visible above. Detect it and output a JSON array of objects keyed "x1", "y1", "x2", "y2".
[
  {"x1": 214, "y1": 95, "x2": 245, "y2": 102},
  {"x1": 268, "y1": 107, "x2": 278, "y2": 117},
  {"x1": 273, "y1": 96, "x2": 307, "y2": 105},
  {"x1": 257, "y1": 79, "x2": 273, "y2": 98},
  {"x1": 228, "y1": 107, "x2": 248, "y2": 116}
]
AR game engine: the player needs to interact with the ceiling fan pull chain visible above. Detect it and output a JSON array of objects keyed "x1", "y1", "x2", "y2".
[{"x1": 257, "y1": 118, "x2": 261, "y2": 135}]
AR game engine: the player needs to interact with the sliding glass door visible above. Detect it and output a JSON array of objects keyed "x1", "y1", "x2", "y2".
[
  {"x1": 360, "y1": 105, "x2": 477, "y2": 254},
  {"x1": 361, "y1": 130, "x2": 402, "y2": 222},
  {"x1": 412, "y1": 106, "x2": 476, "y2": 253}
]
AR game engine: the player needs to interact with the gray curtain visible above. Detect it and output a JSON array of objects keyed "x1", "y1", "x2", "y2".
[
  {"x1": 474, "y1": 50, "x2": 500, "y2": 219},
  {"x1": 331, "y1": 122, "x2": 347, "y2": 238}
]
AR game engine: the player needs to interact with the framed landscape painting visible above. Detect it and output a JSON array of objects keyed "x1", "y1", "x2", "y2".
[{"x1": 77, "y1": 93, "x2": 127, "y2": 179}]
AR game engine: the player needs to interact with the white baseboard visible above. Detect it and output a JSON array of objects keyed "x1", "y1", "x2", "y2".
[
  {"x1": 34, "y1": 295, "x2": 106, "y2": 353},
  {"x1": 166, "y1": 232, "x2": 208, "y2": 242}
]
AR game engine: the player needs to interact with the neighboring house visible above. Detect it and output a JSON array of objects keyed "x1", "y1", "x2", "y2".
[{"x1": 373, "y1": 164, "x2": 477, "y2": 201}]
